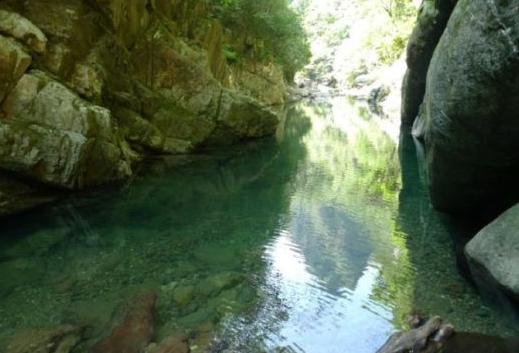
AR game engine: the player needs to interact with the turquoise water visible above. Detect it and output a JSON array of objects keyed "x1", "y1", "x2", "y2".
[{"x1": 0, "y1": 98, "x2": 517, "y2": 352}]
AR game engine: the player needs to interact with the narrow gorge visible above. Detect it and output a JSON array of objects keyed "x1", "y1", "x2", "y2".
[{"x1": 0, "y1": 1, "x2": 517, "y2": 353}]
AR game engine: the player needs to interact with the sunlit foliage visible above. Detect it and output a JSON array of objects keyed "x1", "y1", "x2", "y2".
[{"x1": 210, "y1": 0, "x2": 311, "y2": 81}]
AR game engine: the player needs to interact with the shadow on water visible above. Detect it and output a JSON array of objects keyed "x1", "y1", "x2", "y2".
[
  {"x1": 0, "y1": 98, "x2": 517, "y2": 353},
  {"x1": 397, "y1": 133, "x2": 519, "y2": 334}
]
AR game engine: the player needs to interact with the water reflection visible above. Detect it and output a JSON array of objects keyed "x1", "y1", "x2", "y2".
[
  {"x1": 0, "y1": 98, "x2": 517, "y2": 353},
  {"x1": 220, "y1": 98, "x2": 518, "y2": 352}
]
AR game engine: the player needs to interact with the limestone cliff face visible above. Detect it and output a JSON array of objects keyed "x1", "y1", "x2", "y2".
[
  {"x1": 403, "y1": 0, "x2": 519, "y2": 214},
  {"x1": 0, "y1": 0, "x2": 288, "y2": 215}
]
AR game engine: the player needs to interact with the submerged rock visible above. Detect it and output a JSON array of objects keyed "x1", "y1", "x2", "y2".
[
  {"x1": 0, "y1": 71, "x2": 132, "y2": 189},
  {"x1": 196, "y1": 272, "x2": 245, "y2": 297},
  {"x1": 146, "y1": 334, "x2": 190, "y2": 353},
  {"x1": 0, "y1": 35, "x2": 31, "y2": 103},
  {"x1": 91, "y1": 291, "x2": 157, "y2": 353},
  {"x1": 6, "y1": 324, "x2": 83, "y2": 353},
  {"x1": 1, "y1": 225, "x2": 70, "y2": 258},
  {"x1": 0, "y1": 257, "x2": 45, "y2": 298},
  {"x1": 412, "y1": 0, "x2": 519, "y2": 213},
  {"x1": 172, "y1": 285, "x2": 196, "y2": 308},
  {"x1": 465, "y1": 203, "x2": 519, "y2": 302},
  {"x1": 190, "y1": 322, "x2": 216, "y2": 353},
  {"x1": 0, "y1": 173, "x2": 56, "y2": 217}
]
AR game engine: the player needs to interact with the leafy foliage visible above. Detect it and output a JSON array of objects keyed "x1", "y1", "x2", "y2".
[
  {"x1": 370, "y1": 0, "x2": 417, "y2": 64},
  {"x1": 293, "y1": 0, "x2": 418, "y2": 86},
  {"x1": 210, "y1": 0, "x2": 311, "y2": 81}
]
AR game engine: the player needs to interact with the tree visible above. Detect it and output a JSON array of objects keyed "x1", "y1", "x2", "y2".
[{"x1": 211, "y1": 0, "x2": 310, "y2": 81}]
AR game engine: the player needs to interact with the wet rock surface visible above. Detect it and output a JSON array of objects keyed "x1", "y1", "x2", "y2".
[{"x1": 376, "y1": 317, "x2": 454, "y2": 353}]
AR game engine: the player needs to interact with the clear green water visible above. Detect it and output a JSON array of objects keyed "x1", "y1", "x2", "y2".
[{"x1": 0, "y1": 98, "x2": 517, "y2": 352}]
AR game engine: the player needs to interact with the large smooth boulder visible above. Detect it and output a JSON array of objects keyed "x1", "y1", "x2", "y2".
[
  {"x1": 401, "y1": 0, "x2": 457, "y2": 127},
  {"x1": 465, "y1": 203, "x2": 519, "y2": 302},
  {"x1": 0, "y1": 71, "x2": 132, "y2": 189},
  {"x1": 413, "y1": 0, "x2": 519, "y2": 213},
  {"x1": 91, "y1": 291, "x2": 157, "y2": 353},
  {"x1": 6, "y1": 325, "x2": 83, "y2": 353}
]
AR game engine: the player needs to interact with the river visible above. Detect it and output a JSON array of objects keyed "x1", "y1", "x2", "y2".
[{"x1": 0, "y1": 97, "x2": 517, "y2": 352}]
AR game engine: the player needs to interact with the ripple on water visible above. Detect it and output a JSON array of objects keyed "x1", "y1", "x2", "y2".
[{"x1": 0, "y1": 98, "x2": 518, "y2": 352}]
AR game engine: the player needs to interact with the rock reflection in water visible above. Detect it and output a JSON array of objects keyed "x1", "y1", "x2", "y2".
[{"x1": 0, "y1": 98, "x2": 517, "y2": 353}]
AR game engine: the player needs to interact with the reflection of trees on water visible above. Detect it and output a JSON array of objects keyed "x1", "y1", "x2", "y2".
[{"x1": 285, "y1": 98, "x2": 402, "y2": 296}]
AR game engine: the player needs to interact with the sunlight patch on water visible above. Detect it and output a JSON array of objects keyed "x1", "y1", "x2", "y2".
[{"x1": 263, "y1": 226, "x2": 394, "y2": 353}]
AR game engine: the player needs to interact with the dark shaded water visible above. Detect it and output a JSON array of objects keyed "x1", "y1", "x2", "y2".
[{"x1": 0, "y1": 98, "x2": 517, "y2": 352}]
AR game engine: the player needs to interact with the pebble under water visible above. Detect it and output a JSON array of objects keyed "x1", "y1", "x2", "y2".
[{"x1": 0, "y1": 98, "x2": 518, "y2": 353}]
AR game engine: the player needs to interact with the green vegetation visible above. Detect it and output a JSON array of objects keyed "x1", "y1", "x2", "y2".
[
  {"x1": 366, "y1": 0, "x2": 417, "y2": 64},
  {"x1": 222, "y1": 44, "x2": 240, "y2": 64},
  {"x1": 210, "y1": 0, "x2": 311, "y2": 81},
  {"x1": 293, "y1": 0, "x2": 418, "y2": 86}
]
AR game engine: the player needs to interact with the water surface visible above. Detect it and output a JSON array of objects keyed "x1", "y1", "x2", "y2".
[{"x1": 0, "y1": 98, "x2": 517, "y2": 352}]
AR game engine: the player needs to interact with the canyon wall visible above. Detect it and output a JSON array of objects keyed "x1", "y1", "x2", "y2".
[{"x1": 0, "y1": 0, "x2": 288, "y2": 215}]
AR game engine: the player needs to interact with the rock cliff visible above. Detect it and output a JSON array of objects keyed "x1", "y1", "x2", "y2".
[
  {"x1": 403, "y1": 0, "x2": 519, "y2": 307},
  {"x1": 403, "y1": 0, "x2": 519, "y2": 214},
  {"x1": 0, "y1": 0, "x2": 288, "y2": 215}
]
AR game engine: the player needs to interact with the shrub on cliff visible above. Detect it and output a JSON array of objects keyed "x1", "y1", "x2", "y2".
[{"x1": 211, "y1": 0, "x2": 311, "y2": 81}]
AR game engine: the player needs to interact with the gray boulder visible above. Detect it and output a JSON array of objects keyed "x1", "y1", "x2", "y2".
[
  {"x1": 466, "y1": 203, "x2": 519, "y2": 302},
  {"x1": 414, "y1": 0, "x2": 519, "y2": 213},
  {"x1": 401, "y1": 0, "x2": 457, "y2": 127}
]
